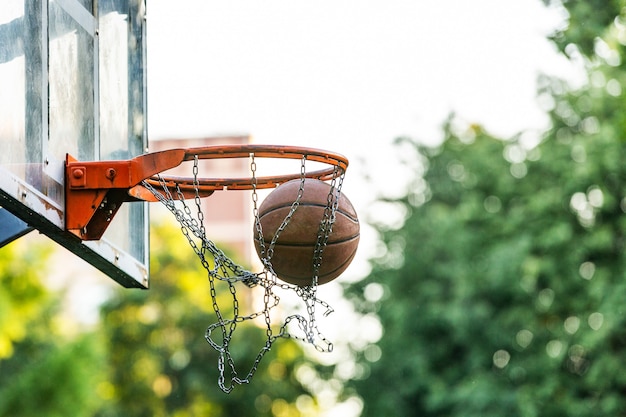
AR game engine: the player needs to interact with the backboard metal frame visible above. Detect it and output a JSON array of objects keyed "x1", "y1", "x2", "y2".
[{"x1": 0, "y1": 174, "x2": 148, "y2": 288}]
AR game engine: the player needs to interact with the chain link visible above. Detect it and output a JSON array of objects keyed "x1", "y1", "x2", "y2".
[{"x1": 141, "y1": 151, "x2": 346, "y2": 393}]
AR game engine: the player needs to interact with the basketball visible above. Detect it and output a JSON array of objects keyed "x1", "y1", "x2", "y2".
[{"x1": 254, "y1": 178, "x2": 360, "y2": 286}]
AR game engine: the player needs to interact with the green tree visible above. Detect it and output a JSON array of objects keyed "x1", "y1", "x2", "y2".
[
  {"x1": 0, "y1": 238, "x2": 107, "y2": 417},
  {"x1": 96, "y1": 220, "x2": 320, "y2": 417},
  {"x1": 342, "y1": 2, "x2": 626, "y2": 416}
]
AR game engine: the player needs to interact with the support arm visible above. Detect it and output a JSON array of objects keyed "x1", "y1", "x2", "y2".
[{"x1": 65, "y1": 149, "x2": 187, "y2": 240}]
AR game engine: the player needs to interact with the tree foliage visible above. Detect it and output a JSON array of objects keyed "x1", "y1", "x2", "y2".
[
  {"x1": 545, "y1": 0, "x2": 624, "y2": 60},
  {"x1": 342, "y1": 1, "x2": 626, "y2": 416},
  {"x1": 0, "y1": 240, "x2": 106, "y2": 417}
]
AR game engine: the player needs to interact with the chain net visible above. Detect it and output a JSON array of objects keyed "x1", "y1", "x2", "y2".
[{"x1": 141, "y1": 152, "x2": 345, "y2": 393}]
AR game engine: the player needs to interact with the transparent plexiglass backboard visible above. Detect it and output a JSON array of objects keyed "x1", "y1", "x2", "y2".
[{"x1": 0, "y1": 0, "x2": 149, "y2": 288}]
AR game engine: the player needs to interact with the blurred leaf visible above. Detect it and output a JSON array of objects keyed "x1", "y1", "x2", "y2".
[{"x1": 0, "y1": 239, "x2": 106, "y2": 417}]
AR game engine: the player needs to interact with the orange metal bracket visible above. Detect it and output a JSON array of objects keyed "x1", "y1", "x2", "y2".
[{"x1": 65, "y1": 149, "x2": 189, "y2": 240}]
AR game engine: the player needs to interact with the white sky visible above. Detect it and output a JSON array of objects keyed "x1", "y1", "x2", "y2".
[{"x1": 147, "y1": 1, "x2": 575, "y2": 151}]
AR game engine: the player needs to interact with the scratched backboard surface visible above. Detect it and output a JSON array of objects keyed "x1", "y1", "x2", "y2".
[{"x1": 0, "y1": 0, "x2": 149, "y2": 288}]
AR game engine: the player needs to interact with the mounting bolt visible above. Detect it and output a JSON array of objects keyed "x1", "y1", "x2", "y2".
[
  {"x1": 70, "y1": 167, "x2": 87, "y2": 187},
  {"x1": 106, "y1": 168, "x2": 116, "y2": 180}
]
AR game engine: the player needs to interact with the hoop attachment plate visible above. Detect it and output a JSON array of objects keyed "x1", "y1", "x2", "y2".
[{"x1": 65, "y1": 144, "x2": 348, "y2": 240}]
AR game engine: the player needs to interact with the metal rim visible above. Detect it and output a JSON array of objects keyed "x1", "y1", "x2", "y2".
[{"x1": 145, "y1": 144, "x2": 349, "y2": 191}]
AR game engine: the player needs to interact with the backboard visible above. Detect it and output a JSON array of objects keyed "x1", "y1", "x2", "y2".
[{"x1": 0, "y1": 0, "x2": 149, "y2": 288}]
